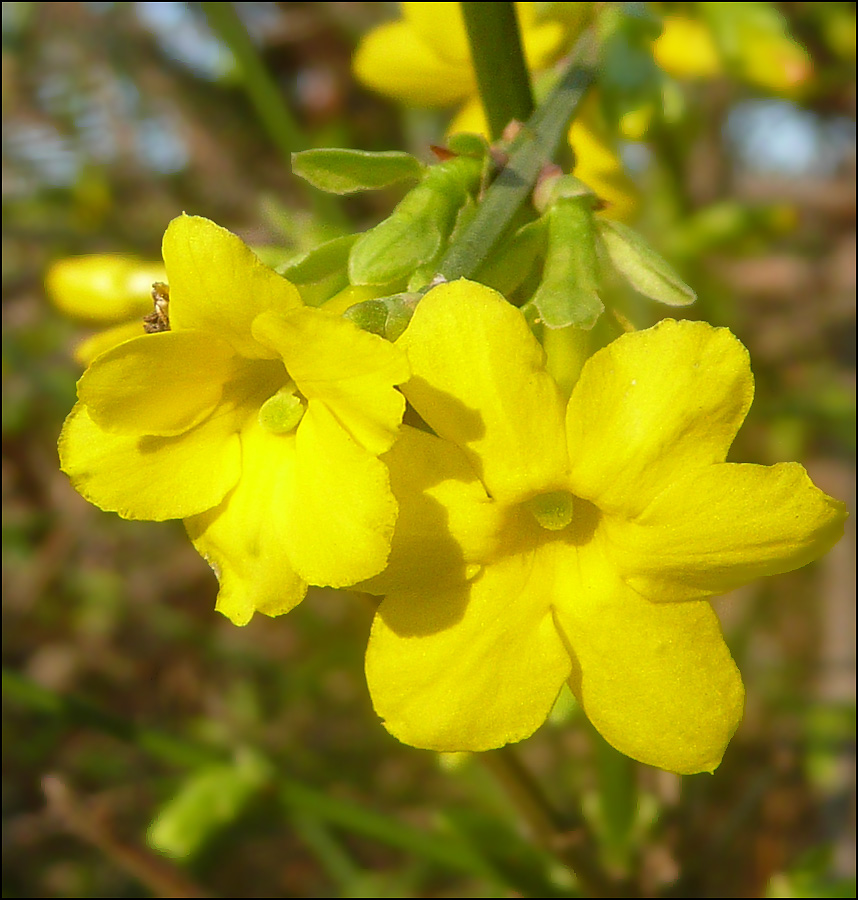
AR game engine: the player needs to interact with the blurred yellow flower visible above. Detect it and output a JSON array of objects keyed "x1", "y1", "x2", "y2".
[
  {"x1": 654, "y1": 12, "x2": 812, "y2": 94},
  {"x1": 353, "y1": 2, "x2": 638, "y2": 220},
  {"x1": 46, "y1": 254, "x2": 167, "y2": 365},
  {"x1": 59, "y1": 215, "x2": 409, "y2": 625},
  {"x1": 361, "y1": 281, "x2": 846, "y2": 773}
]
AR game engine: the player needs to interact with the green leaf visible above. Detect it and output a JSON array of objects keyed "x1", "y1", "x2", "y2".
[
  {"x1": 343, "y1": 293, "x2": 421, "y2": 342},
  {"x1": 349, "y1": 155, "x2": 482, "y2": 285},
  {"x1": 291, "y1": 149, "x2": 424, "y2": 194},
  {"x1": 278, "y1": 233, "x2": 357, "y2": 307},
  {"x1": 597, "y1": 219, "x2": 696, "y2": 306},
  {"x1": 147, "y1": 751, "x2": 274, "y2": 859},
  {"x1": 528, "y1": 198, "x2": 604, "y2": 329}
]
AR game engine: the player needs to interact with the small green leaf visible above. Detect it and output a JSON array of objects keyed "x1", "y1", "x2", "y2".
[
  {"x1": 343, "y1": 293, "x2": 421, "y2": 342},
  {"x1": 279, "y1": 233, "x2": 357, "y2": 284},
  {"x1": 279, "y1": 234, "x2": 356, "y2": 306},
  {"x1": 291, "y1": 149, "x2": 424, "y2": 194},
  {"x1": 147, "y1": 751, "x2": 273, "y2": 859},
  {"x1": 597, "y1": 219, "x2": 696, "y2": 306},
  {"x1": 528, "y1": 198, "x2": 604, "y2": 329},
  {"x1": 349, "y1": 155, "x2": 482, "y2": 285}
]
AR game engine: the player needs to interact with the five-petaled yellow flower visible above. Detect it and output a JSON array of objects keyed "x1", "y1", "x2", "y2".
[
  {"x1": 360, "y1": 281, "x2": 846, "y2": 774},
  {"x1": 59, "y1": 215, "x2": 409, "y2": 625}
]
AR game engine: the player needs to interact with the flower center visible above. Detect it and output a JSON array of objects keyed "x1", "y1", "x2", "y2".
[
  {"x1": 258, "y1": 383, "x2": 306, "y2": 434},
  {"x1": 526, "y1": 490, "x2": 575, "y2": 531}
]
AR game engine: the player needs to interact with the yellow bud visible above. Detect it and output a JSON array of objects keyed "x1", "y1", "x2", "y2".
[{"x1": 46, "y1": 255, "x2": 166, "y2": 324}]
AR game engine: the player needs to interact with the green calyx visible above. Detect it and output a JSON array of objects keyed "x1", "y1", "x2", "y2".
[
  {"x1": 526, "y1": 490, "x2": 575, "y2": 531},
  {"x1": 258, "y1": 385, "x2": 305, "y2": 434}
]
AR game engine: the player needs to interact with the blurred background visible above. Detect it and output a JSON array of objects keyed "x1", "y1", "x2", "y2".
[{"x1": 2, "y1": 2, "x2": 855, "y2": 897}]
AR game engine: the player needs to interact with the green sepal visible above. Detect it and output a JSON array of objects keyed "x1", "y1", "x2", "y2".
[
  {"x1": 597, "y1": 219, "x2": 696, "y2": 307},
  {"x1": 527, "y1": 197, "x2": 604, "y2": 329},
  {"x1": 279, "y1": 233, "x2": 357, "y2": 307},
  {"x1": 291, "y1": 149, "x2": 425, "y2": 194},
  {"x1": 349, "y1": 155, "x2": 483, "y2": 286},
  {"x1": 147, "y1": 751, "x2": 274, "y2": 859},
  {"x1": 343, "y1": 292, "x2": 422, "y2": 342}
]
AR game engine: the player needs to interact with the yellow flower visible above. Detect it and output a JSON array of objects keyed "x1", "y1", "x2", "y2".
[
  {"x1": 654, "y1": 14, "x2": 812, "y2": 94},
  {"x1": 361, "y1": 281, "x2": 846, "y2": 774},
  {"x1": 353, "y1": 2, "x2": 638, "y2": 220},
  {"x1": 45, "y1": 254, "x2": 168, "y2": 365},
  {"x1": 59, "y1": 215, "x2": 409, "y2": 626}
]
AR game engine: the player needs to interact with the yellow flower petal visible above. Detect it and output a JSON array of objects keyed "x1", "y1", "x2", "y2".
[
  {"x1": 366, "y1": 549, "x2": 572, "y2": 751},
  {"x1": 46, "y1": 254, "x2": 164, "y2": 323},
  {"x1": 74, "y1": 320, "x2": 151, "y2": 366},
  {"x1": 359, "y1": 426, "x2": 503, "y2": 595},
  {"x1": 252, "y1": 308, "x2": 408, "y2": 456},
  {"x1": 353, "y1": 20, "x2": 474, "y2": 107},
  {"x1": 163, "y1": 215, "x2": 302, "y2": 359},
  {"x1": 59, "y1": 403, "x2": 241, "y2": 521},
  {"x1": 553, "y1": 542, "x2": 744, "y2": 774},
  {"x1": 400, "y1": 281, "x2": 569, "y2": 503},
  {"x1": 284, "y1": 400, "x2": 398, "y2": 587},
  {"x1": 605, "y1": 461, "x2": 849, "y2": 602},
  {"x1": 402, "y1": 1, "x2": 471, "y2": 66},
  {"x1": 654, "y1": 16, "x2": 722, "y2": 79},
  {"x1": 77, "y1": 332, "x2": 237, "y2": 436},
  {"x1": 567, "y1": 319, "x2": 754, "y2": 517},
  {"x1": 184, "y1": 417, "x2": 307, "y2": 626}
]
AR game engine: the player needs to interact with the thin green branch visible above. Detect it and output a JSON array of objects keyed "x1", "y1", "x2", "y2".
[
  {"x1": 200, "y1": 2, "x2": 345, "y2": 226},
  {"x1": 438, "y1": 49, "x2": 594, "y2": 282},
  {"x1": 460, "y1": 2, "x2": 534, "y2": 140},
  {"x1": 482, "y1": 746, "x2": 634, "y2": 898}
]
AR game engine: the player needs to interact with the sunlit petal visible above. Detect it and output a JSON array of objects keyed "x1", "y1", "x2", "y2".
[
  {"x1": 367, "y1": 549, "x2": 572, "y2": 751},
  {"x1": 567, "y1": 319, "x2": 754, "y2": 517},
  {"x1": 77, "y1": 332, "x2": 237, "y2": 436},
  {"x1": 253, "y1": 308, "x2": 408, "y2": 456},
  {"x1": 185, "y1": 417, "x2": 307, "y2": 626},
  {"x1": 59, "y1": 403, "x2": 241, "y2": 521},
  {"x1": 163, "y1": 215, "x2": 302, "y2": 358},
  {"x1": 553, "y1": 540, "x2": 744, "y2": 774},
  {"x1": 400, "y1": 281, "x2": 569, "y2": 502},
  {"x1": 604, "y1": 461, "x2": 849, "y2": 601}
]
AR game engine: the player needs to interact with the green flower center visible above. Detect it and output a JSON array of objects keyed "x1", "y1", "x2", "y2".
[
  {"x1": 526, "y1": 490, "x2": 575, "y2": 531},
  {"x1": 258, "y1": 384, "x2": 305, "y2": 434}
]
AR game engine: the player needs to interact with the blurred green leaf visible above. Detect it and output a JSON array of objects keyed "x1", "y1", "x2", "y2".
[
  {"x1": 291, "y1": 149, "x2": 425, "y2": 194},
  {"x1": 147, "y1": 750, "x2": 274, "y2": 859}
]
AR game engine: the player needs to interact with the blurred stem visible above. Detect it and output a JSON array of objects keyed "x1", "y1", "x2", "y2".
[
  {"x1": 460, "y1": 2, "x2": 534, "y2": 140},
  {"x1": 594, "y1": 730, "x2": 638, "y2": 873},
  {"x1": 201, "y1": 2, "x2": 345, "y2": 227},
  {"x1": 438, "y1": 47, "x2": 594, "y2": 281},
  {"x1": 482, "y1": 746, "x2": 634, "y2": 897}
]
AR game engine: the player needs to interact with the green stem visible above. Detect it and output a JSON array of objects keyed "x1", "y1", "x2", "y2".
[
  {"x1": 201, "y1": 2, "x2": 345, "y2": 226},
  {"x1": 481, "y1": 746, "x2": 633, "y2": 897},
  {"x1": 438, "y1": 48, "x2": 595, "y2": 282},
  {"x1": 460, "y1": 2, "x2": 534, "y2": 140}
]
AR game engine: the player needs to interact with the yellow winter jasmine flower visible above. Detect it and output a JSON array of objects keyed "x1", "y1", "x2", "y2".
[
  {"x1": 361, "y1": 281, "x2": 846, "y2": 774},
  {"x1": 46, "y1": 254, "x2": 168, "y2": 365},
  {"x1": 59, "y1": 215, "x2": 409, "y2": 626},
  {"x1": 653, "y1": 14, "x2": 812, "y2": 94},
  {"x1": 353, "y1": 2, "x2": 638, "y2": 220}
]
